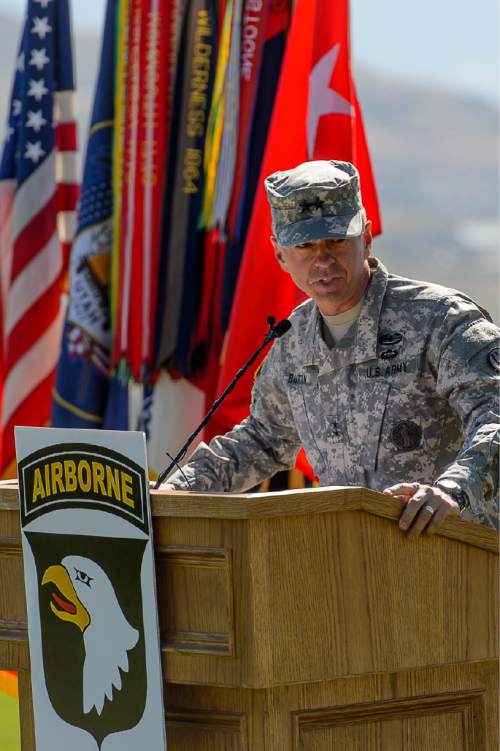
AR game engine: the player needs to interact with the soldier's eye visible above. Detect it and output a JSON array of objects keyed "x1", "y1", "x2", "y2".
[{"x1": 74, "y1": 568, "x2": 93, "y2": 587}]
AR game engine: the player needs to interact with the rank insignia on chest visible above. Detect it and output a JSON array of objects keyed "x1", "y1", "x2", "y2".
[{"x1": 326, "y1": 417, "x2": 345, "y2": 443}]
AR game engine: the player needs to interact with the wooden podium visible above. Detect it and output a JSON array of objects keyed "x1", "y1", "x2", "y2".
[{"x1": 1, "y1": 482, "x2": 498, "y2": 749}]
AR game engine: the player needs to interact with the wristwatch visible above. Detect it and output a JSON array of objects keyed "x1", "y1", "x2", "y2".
[{"x1": 435, "y1": 479, "x2": 472, "y2": 512}]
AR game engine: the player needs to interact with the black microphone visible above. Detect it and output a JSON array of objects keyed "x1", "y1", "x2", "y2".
[
  {"x1": 154, "y1": 317, "x2": 292, "y2": 489},
  {"x1": 272, "y1": 318, "x2": 292, "y2": 338}
]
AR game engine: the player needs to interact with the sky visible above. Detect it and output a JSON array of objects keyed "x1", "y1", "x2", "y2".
[{"x1": 0, "y1": 0, "x2": 498, "y2": 103}]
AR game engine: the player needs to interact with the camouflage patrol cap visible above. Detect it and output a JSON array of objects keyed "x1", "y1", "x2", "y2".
[{"x1": 264, "y1": 160, "x2": 364, "y2": 247}]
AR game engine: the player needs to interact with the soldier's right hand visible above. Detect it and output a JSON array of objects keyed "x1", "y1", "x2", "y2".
[{"x1": 149, "y1": 481, "x2": 177, "y2": 491}]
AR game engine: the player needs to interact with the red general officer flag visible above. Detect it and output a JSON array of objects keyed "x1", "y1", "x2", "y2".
[
  {"x1": 309, "y1": 0, "x2": 381, "y2": 234},
  {"x1": 210, "y1": 0, "x2": 382, "y2": 451}
]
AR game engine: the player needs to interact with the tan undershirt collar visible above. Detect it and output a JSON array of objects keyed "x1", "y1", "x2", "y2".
[{"x1": 321, "y1": 297, "x2": 364, "y2": 346}]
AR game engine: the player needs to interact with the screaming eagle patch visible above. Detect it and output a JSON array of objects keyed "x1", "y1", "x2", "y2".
[{"x1": 15, "y1": 427, "x2": 167, "y2": 751}]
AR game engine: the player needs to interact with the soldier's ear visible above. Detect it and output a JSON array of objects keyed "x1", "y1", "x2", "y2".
[
  {"x1": 363, "y1": 220, "x2": 372, "y2": 258},
  {"x1": 271, "y1": 236, "x2": 288, "y2": 270}
]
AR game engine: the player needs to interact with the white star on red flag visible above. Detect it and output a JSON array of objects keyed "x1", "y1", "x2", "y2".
[{"x1": 307, "y1": 43, "x2": 354, "y2": 159}]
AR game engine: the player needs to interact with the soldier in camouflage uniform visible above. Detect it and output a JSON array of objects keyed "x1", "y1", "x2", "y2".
[{"x1": 165, "y1": 160, "x2": 500, "y2": 537}]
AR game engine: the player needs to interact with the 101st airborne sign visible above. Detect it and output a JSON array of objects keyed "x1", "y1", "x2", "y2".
[{"x1": 15, "y1": 427, "x2": 167, "y2": 751}]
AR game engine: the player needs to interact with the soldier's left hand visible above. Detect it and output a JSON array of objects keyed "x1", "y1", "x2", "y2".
[{"x1": 383, "y1": 482, "x2": 460, "y2": 539}]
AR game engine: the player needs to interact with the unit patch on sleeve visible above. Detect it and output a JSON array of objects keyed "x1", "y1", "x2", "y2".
[{"x1": 488, "y1": 347, "x2": 500, "y2": 372}]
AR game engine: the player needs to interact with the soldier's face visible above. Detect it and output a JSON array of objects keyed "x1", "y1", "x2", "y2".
[{"x1": 273, "y1": 221, "x2": 372, "y2": 315}]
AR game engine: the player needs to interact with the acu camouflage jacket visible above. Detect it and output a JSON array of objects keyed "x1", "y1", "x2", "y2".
[{"x1": 168, "y1": 259, "x2": 500, "y2": 527}]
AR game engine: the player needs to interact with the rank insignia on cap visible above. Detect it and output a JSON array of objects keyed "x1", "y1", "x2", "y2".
[{"x1": 299, "y1": 197, "x2": 324, "y2": 215}]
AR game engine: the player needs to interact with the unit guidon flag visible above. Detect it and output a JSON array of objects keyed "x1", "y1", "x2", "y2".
[{"x1": 15, "y1": 427, "x2": 166, "y2": 751}]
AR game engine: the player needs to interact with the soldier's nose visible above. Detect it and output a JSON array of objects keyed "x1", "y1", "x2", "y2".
[{"x1": 315, "y1": 246, "x2": 335, "y2": 264}]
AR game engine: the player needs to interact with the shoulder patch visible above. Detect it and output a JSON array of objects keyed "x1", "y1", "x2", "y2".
[
  {"x1": 449, "y1": 319, "x2": 500, "y2": 363},
  {"x1": 488, "y1": 347, "x2": 500, "y2": 372}
]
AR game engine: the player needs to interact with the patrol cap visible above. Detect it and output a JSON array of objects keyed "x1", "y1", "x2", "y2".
[{"x1": 264, "y1": 160, "x2": 364, "y2": 247}]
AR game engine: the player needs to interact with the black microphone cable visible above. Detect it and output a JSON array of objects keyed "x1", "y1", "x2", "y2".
[{"x1": 154, "y1": 316, "x2": 291, "y2": 489}]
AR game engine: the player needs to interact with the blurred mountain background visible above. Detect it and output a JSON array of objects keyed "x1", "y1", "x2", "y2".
[{"x1": 0, "y1": 11, "x2": 498, "y2": 320}]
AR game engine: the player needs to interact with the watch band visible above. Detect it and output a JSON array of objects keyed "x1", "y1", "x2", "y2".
[{"x1": 435, "y1": 480, "x2": 471, "y2": 512}]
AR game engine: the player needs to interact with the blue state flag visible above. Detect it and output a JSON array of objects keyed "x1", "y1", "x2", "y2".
[{"x1": 52, "y1": 0, "x2": 127, "y2": 430}]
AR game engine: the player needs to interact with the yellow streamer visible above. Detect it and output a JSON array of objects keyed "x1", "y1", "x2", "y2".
[
  {"x1": 201, "y1": 0, "x2": 234, "y2": 228},
  {"x1": 111, "y1": 0, "x2": 130, "y2": 338}
]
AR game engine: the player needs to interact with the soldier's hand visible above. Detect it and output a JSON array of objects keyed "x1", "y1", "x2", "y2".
[
  {"x1": 149, "y1": 480, "x2": 177, "y2": 491},
  {"x1": 383, "y1": 482, "x2": 459, "y2": 539}
]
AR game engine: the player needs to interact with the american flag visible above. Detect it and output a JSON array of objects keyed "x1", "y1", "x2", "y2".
[{"x1": 0, "y1": 0, "x2": 78, "y2": 476}]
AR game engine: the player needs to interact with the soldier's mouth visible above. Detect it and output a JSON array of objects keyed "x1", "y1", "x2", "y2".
[
  {"x1": 50, "y1": 588, "x2": 77, "y2": 614},
  {"x1": 312, "y1": 276, "x2": 343, "y2": 287}
]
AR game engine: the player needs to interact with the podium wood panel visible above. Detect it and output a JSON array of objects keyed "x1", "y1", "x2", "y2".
[{"x1": 0, "y1": 483, "x2": 498, "y2": 750}]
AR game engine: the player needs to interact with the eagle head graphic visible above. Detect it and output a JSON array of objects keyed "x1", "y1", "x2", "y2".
[
  {"x1": 42, "y1": 555, "x2": 139, "y2": 716},
  {"x1": 26, "y1": 532, "x2": 148, "y2": 748}
]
